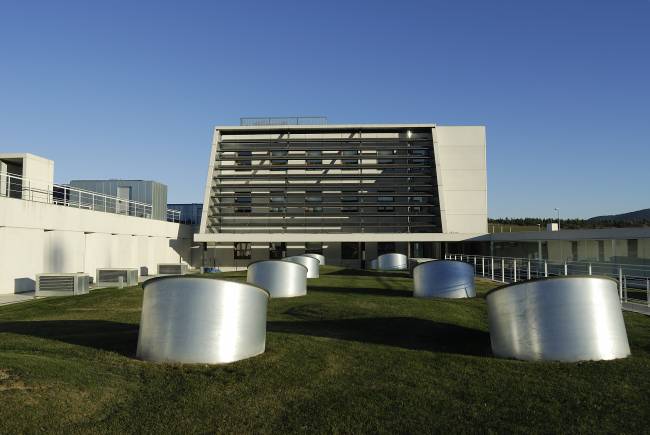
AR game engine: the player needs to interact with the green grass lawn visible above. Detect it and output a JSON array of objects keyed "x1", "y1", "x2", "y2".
[{"x1": 1, "y1": 266, "x2": 650, "y2": 433}]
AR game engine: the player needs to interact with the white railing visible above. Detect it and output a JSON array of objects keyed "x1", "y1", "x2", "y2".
[
  {"x1": 1, "y1": 171, "x2": 180, "y2": 223},
  {"x1": 166, "y1": 209, "x2": 181, "y2": 223},
  {"x1": 445, "y1": 253, "x2": 650, "y2": 307}
]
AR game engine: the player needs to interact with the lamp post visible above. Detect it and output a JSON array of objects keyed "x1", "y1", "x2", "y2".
[{"x1": 554, "y1": 208, "x2": 560, "y2": 230}]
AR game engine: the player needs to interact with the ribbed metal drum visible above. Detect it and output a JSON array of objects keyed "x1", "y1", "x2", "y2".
[
  {"x1": 136, "y1": 276, "x2": 269, "y2": 364},
  {"x1": 283, "y1": 255, "x2": 320, "y2": 278},
  {"x1": 413, "y1": 260, "x2": 475, "y2": 298},
  {"x1": 247, "y1": 260, "x2": 308, "y2": 298},
  {"x1": 486, "y1": 277, "x2": 631, "y2": 362},
  {"x1": 376, "y1": 253, "x2": 408, "y2": 270},
  {"x1": 302, "y1": 253, "x2": 325, "y2": 265}
]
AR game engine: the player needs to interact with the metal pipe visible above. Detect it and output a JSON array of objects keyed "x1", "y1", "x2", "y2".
[
  {"x1": 376, "y1": 253, "x2": 408, "y2": 271},
  {"x1": 413, "y1": 260, "x2": 476, "y2": 299},
  {"x1": 486, "y1": 276, "x2": 630, "y2": 362},
  {"x1": 491, "y1": 257, "x2": 494, "y2": 281},
  {"x1": 137, "y1": 276, "x2": 269, "y2": 364},
  {"x1": 247, "y1": 260, "x2": 308, "y2": 298},
  {"x1": 302, "y1": 253, "x2": 325, "y2": 265},
  {"x1": 283, "y1": 255, "x2": 320, "y2": 278}
]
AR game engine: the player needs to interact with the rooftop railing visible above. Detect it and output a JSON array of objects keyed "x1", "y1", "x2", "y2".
[
  {"x1": 1, "y1": 171, "x2": 181, "y2": 223},
  {"x1": 239, "y1": 116, "x2": 328, "y2": 126},
  {"x1": 446, "y1": 253, "x2": 650, "y2": 308}
]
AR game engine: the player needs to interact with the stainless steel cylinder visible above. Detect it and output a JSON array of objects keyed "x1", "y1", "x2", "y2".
[
  {"x1": 247, "y1": 260, "x2": 308, "y2": 298},
  {"x1": 136, "y1": 276, "x2": 269, "y2": 364},
  {"x1": 376, "y1": 253, "x2": 408, "y2": 270},
  {"x1": 413, "y1": 260, "x2": 475, "y2": 298},
  {"x1": 302, "y1": 253, "x2": 325, "y2": 265},
  {"x1": 487, "y1": 277, "x2": 630, "y2": 362},
  {"x1": 283, "y1": 255, "x2": 320, "y2": 278}
]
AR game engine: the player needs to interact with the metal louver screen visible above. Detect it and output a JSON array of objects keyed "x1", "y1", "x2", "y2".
[
  {"x1": 158, "y1": 265, "x2": 183, "y2": 274},
  {"x1": 38, "y1": 276, "x2": 74, "y2": 292},
  {"x1": 98, "y1": 270, "x2": 128, "y2": 282}
]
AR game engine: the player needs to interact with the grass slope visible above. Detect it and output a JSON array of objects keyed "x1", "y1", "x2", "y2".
[{"x1": 1, "y1": 266, "x2": 649, "y2": 433}]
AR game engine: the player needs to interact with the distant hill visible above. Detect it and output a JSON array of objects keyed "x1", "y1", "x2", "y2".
[{"x1": 588, "y1": 208, "x2": 650, "y2": 222}]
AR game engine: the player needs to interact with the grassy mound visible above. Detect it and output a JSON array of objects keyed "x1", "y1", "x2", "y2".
[{"x1": 1, "y1": 266, "x2": 649, "y2": 433}]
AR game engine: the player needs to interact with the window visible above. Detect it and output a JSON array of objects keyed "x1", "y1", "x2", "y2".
[
  {"x1": 341, "y1": 149, "x2": 359, "y2": 165},
  {"x1": 305, "y1": 191, "x2": 322, "y2": 212},
  {"x1": 571, "y1": 241, "x2": 578, "y2": 261},
  {"x1": 306, "y1": 150, "x2": 322, "y2": 168},
  {"x1": 341, "y1": 242, "x2": 360, "y2": 260},
  {"x1": 235, "y1": 151, "x2": 252, "y2": 171},
  {"x1": 341, "y1": 195, "x2": 359, "y2": 213},
  {"x1": 409, "y1": 148, "x2": 430, "y2": 165},
  {"x1": 410, "y1": 195, "x2": 427, "y2": 213},
  {"x1": 378, "y1": 242, "x2": 396, "y2": 256},
  {"x1": 269, "y1": 192, "x2": 286, "y2": 213},
  {"x1": 269, "y1": 242, "x2": 285, "y2": 259},
  {"x1": 270, "y1": 150, "x2": 288, "y2": 170},
  {"x1": 234, "y1": 242, "x2": 251, "y2": 260},
  {"x1": 378, "y1": 191, "x2": 394, "y2": 212},
  {"x1": 305, "y1": 242, "x2": 323, "y2": 255},
  {"x1": 598, "y1": 240, "x2": 605, "y2": 262},
  {"x1": 377, "y1": 149, "x2": 396, "y2": 165},
  {"x1": 628, "y1": 239, "x2": 638, "y2": 259},
  {"x1": 235, "y1": 195, "x2": 251, "y2": 213}
]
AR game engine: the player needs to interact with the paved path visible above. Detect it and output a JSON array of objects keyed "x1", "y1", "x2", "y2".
[
  {"x1": 622, "y1": 302, "x2": 650, "y2": 316},
  {"x1": 0, "y1": 292, "x2": 35, "y2": 306}
]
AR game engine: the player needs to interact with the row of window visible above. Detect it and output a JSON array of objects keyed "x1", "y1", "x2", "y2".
[
  {"x1": 230, "y1": 149, "x2": 431, "y2": 169},
  {"x1": 233, "y1": 242, "x2": 397, "y2": 260},
  {"x1": 228, "y1": 194, "x2": 429, "y2": 203}
]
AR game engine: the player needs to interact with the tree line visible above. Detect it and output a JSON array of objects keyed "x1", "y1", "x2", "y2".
[{"x1": 488, "y1": 217, "x2": 650, "y2": 230}]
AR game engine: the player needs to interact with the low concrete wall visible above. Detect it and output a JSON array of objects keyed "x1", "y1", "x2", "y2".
[{"x1": 0, "y1": 196, "x2": 193, "y2": 294}]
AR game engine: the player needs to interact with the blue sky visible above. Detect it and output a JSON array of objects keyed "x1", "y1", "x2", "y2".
[{"x1": 1, "y1": 0, "x2": 648, "y2": 218}]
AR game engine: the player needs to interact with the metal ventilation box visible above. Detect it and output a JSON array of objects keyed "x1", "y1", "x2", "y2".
[
  {"x1": 96, "y1": 268, "x2": 139, "y2": 287},
  {"x1": 36, "y1": 273, "x2": 90, "y2": 297},
  {"x1": 157, "y1": 263, "x2": 189, "y2": 275}
]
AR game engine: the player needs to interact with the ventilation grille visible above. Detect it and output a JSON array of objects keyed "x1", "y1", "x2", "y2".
[
  {"x1": 38, "y1": 276, "x2": 74, "y2": 292},
  {"x1": 158, "y1": 264, "x2": 187, "y2": 275},
  {"x1": 98, "y1": 270, "x2": 127, "y2": 282}
]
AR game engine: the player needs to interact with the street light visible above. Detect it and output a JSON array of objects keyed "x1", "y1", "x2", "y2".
[{"x1": 554, "y1": 208, "x2": 560, "y2": 230}]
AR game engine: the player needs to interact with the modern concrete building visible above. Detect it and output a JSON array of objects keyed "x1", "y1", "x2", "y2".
[
  {"x1": 195, "y1": 121, "x2": 488, "y2": 269},
  {"x1": 168, "y1": 203, "x2": 203, "y2": 226},
  {"x1": 0, "y1": 154, "x2": 192, "y2": 294},
  {"x1": 452, "y1": 227, "x2": 650, "y2": 265}
]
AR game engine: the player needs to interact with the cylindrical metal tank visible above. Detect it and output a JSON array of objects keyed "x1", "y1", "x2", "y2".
[
  {"x1": 283, "y1": 255, "x2": 319, "y2": 278},
  {"x1": 486, "y1": 276, "x2": 631, "y2": 362},
  {"x1": 136, "y1": 276, "x2": 269, "y2": 364},
  {"x1": 413, "y1": 260, "x2": 475, "y2": 298},
  {"x1": 368, "y1": 258, "x2": 378, "y2": 270},
  {"x1": 302, "y1": 253, "x2": 325, "y2": 265},
  {"x1": 376, "y1": 253, "x2": 408, "y2": 270},
  {"x1": 247, "y1": 260, "x2": 308, "y2": 298}
]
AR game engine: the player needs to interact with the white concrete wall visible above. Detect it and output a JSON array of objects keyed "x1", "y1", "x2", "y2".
[
  {"x1": 433, "y1": 126, "x2": 488, "y2": 234},
  {"x1": 0, "y1": 195, "x2": 192, "y2": 294}
]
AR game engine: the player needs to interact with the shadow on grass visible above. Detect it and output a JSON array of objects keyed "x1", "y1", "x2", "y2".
[
  {"x1": 268, "y1": 316, "x2": 491, "y2": 357},
  {"x1": 309, "y1": 285, "x2": 412, "y2": 298},
  {"x1": 0, "y1": 320, "x2": 138, "y2": 357},
  {"x1": 323, "y1": 268, "x2": 411, "y2": 279}
]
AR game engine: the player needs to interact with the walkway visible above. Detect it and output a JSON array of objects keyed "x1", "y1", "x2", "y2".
[{"x1": 0, "y1": 292, "x2": 35, "y2": 306}]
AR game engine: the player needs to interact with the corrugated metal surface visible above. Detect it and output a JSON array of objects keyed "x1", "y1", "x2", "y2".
[{"x1": 68, "y1": 180, "x2": 168, "y2": 220}]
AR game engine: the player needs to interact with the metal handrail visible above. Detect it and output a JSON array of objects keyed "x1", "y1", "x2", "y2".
[
  {"x1": 1, "y1": 171, "x2": 181, "y2": 223},
  {"x1": 446, "y1": 253, "x2": 650, "y2": 307}
]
